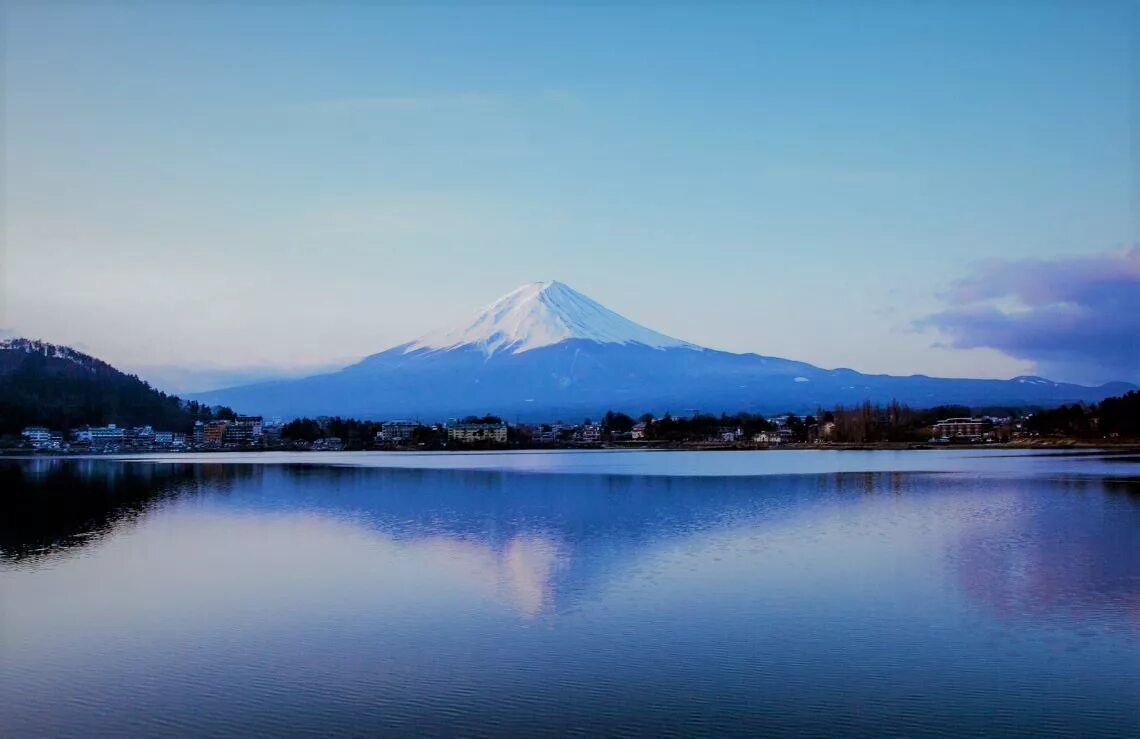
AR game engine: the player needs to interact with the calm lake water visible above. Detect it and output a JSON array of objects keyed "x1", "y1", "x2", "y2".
[{"x1": 2, "y1": 450, "x2": 1138, "y2": 736}]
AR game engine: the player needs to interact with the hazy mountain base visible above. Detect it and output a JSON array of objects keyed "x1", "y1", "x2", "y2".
[{"x1": 191, "y1": 341, "x2": 1132, "y2": 421}]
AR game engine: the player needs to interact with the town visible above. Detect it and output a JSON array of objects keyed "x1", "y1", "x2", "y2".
[{"x1": 13, "y1": 393, "x2": 1137, "y2": 453}]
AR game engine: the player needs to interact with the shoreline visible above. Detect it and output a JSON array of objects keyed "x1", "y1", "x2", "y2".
[{"x1": 4, "y1": 440, "x2": 1139, "y2": 458}]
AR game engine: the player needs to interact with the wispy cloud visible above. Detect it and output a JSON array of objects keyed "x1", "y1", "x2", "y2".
[
  {"x1": 299, "y1": 92, "x2": 498, "y2": 114},
  {"x1": 287, "y1": 90, "x2": 579, "y2": 115},
  {"x1": 916, "y1": 246, "x2": 1140, "y2": 385}
]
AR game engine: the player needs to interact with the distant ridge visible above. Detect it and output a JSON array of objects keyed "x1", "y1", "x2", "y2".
[{"x1": 188, "y1": 282, "x2": 1136, "y2": 420}]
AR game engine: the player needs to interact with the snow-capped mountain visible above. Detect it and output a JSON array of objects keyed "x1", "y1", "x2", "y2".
[
  {"x1": 404, "y1": 280, "x2": 697, "y2": 356},
  {"x1": 189, "y1": 281, "x2": 1135, "y2": 419}
]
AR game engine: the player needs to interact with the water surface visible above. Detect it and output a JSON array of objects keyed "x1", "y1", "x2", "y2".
[{"x1": 2, "y1": 450, "x2": 1138, "y2": 736}]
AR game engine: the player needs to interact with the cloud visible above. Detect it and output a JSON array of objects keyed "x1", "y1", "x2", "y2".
[
  {"x1": 288, "y1": 90, "x2": 579, "y2": 116},
  {"x1": 917, "y1": 246, "x2": 1140, "y2": 385},
  {"x1": 291, "y1": 93, "x2": 498, "y2": 114}
]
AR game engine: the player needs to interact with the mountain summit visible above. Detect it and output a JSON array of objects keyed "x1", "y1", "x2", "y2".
[
  {"x1": 190, "y1": 282, "x2": 1134, "y2": 419},
  {"x1": 404, "y1": 281, "x2": 696, "y2": 356}
]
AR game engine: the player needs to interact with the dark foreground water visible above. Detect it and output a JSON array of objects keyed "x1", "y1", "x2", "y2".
[{"x1": 1, "y1": 450, "x2": 1138, "y2": 736}]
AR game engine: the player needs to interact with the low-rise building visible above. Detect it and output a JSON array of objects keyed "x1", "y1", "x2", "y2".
[
  {"x1": 447, "y1": 422, "x2": 508, "y2": 444},
  {"x1": 125, "y1": 426, "x2": 155, "y2": 448},
  {"x1": 631, "y1": 422, "x2": 647, "y2": 440},
  {"x1": 21, "y1": 426, "x2": 54, "y2": 449},
  {"x1": 76, "y1": 424, "x2": 126, "y2": 447},
  {"x1": 381, "y1": 420, "x2": 417, "y2": 444},
  {"x1": 932, "y1": 417, "x2": 985, "y2": 440},
  {"x1": 752, "y1": 431, "x2": 783, "y2": 445}
]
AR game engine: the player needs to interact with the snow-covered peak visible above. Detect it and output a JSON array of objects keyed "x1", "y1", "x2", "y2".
[{"x1": 404, "y1": 281, "x2": 698, "y2": 356}]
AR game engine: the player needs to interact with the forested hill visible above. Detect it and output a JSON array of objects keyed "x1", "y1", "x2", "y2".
[{"x1": 0, "y1": 338, "x2": 233, "y2": 435}]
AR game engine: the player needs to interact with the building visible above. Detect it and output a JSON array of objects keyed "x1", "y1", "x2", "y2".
[
  {"x1": 580, "y1": 424, "x2": 602, "y2": 443},
  {"x1": 752, "y1": 431, "x2": 783, "y2": 445},
  {"x1": 532, "y1": 423, "x2": 567, "y2": 443},
  {"x1": 312, "y1": 437, "x2": 344, "y2": 451},
  {"x1": 447, "y1": 422, "x2": 508, "y2": 444},
  {"x1": 932, "y1": 417, "x2": 985, "y2": 440},
  {"x1": 192, "y1": 421, "x2": 205, "y2": 446},
  {"x1": 719, "y1": 427, "x2": 743, "y2": 443},
  {"x1": 631, "y1": 422, "x2": 647, "y2": 440},
  {"x1": 153, "y1": 431, "x2": 186, "y2": 448},
  {"x1": 380, "y1": 420, "x2": 417, "y2": 444},
  {"x1": 202, "y1": 420, "x2": 230, "y2": 448},
  {"x1": 224, "y1": 416, "x2": 263, "y2": 447},
  {"x1": 125, "y1": 426, "x2": 155, "y2": 448},
  {"x1": 21, "y1": 426, "x2": 55, "y2": 449},
  {"x1": 76, "y1": 424, "x2": 126, "y2": 447}
]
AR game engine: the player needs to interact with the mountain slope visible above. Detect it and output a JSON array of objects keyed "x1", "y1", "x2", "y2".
[
  {"x1": 406, "y1": 280, "x2": 696, "y2": 355},
  {"x1": 0, "y1": 338, "x2": 231, "y2": 434},
  {"x1": 189, "y1": 282, "x2": 1135, "y2": 419}
]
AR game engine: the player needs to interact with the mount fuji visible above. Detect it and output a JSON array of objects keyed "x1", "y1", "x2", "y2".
[{"x1": 191, "y1": 281, "x2": 1133, "y2": 419}]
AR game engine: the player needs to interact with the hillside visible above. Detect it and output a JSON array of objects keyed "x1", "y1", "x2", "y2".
[{"x1": 0, "y1": 338, "x2": 231, "y2": 435}]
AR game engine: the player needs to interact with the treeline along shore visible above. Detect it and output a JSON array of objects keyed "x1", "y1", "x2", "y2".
[{"x1": 6, "y1": 392, "x2": 1138, "y2": 454}]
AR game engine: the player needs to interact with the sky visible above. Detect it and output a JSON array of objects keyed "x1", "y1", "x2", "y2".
[{"x1": 2, "y1": 1, "x2": 1137, "y2": 391}]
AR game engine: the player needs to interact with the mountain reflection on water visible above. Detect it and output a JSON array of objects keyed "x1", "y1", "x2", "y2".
[
  {"x1": 4, "y1": 458, "x2": 1138, "y2": 622},
  {"x1": 2, "y1": 455, "x2": 1138, "y2": 736}
]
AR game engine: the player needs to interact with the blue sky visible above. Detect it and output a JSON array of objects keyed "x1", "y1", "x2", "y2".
[{"x1": 2, "y1": 1, "x2": 1136, "y2": 390}]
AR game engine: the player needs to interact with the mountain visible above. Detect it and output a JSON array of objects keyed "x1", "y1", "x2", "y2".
[
  {"x1": 0, "y1": 338, "x2": 230, "y2": 434},
  {"x1": 190, "y1": 281, "x2": 1135, "y2": 420}
]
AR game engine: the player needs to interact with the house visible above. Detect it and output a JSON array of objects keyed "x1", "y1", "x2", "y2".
[
  {"x1": 580, "y1": 424, "x2": 602, "y2": 442},
  {"x1": 718, "y1": 427, "x2": 743, "y2": 443},
  {"x1": 312, "y1": 437, "x2": 344, "y2": 451},
  {"x1": 631, "y1": 422, "x2": 647, "y2": 440},
  {"x1": 752, "y1": 431, "x2": 782, "y2": 445}
]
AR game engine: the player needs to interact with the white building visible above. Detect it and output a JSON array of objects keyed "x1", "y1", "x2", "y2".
[
  {"x1": 381, "y1": 420, "x2": 417, "y2": 443},
  {"x1": 76, "y1": 424, "x2": 126, "y2": 446},
  {"x1": 21, "y1": 426, "x2": 54, "y2": 449}
]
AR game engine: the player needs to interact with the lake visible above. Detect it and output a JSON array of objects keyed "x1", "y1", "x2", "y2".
[{"x1": 2, "y1": 449, "x2": 1138, "y2": 736}]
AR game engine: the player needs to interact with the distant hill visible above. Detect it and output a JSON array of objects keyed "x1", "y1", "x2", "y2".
[
  {"x1": 190, "y1": 281, "x2": 1136, "y2": 420},
  {"x1": 0, "y1": 338, "x2": 231, "y2": 435}
]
